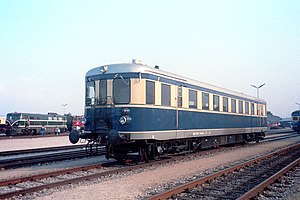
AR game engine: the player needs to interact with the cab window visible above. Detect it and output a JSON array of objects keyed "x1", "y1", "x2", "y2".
[
  {"x1": 113, "y1": 78, "x2": 130, "y2": 104},
  {"x1": 99, "y1": 80, "x2": 107, "y2": 105},
  {"x1": 86, "y1": 81, "x2": 95, "y2": 105}
]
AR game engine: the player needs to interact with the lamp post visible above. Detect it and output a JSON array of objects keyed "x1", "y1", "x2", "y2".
[
  {"x1": 251, "y1": 83, "x2": 265, "y2": 98},
  {"x1": 296, "y1": 103, "x2": 300, "y2": 110},
  {"x1": 61, "y1": 104, "x2": 68, "y2": 115}
]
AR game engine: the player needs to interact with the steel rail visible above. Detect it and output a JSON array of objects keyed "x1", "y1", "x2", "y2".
[
  {"x1": 147, "y1": 143, "x2": 300, "y2": 200},
  {"x1": 0, "y1": 133, "x2": 69, "y2": 140},
  {"x1": 0, "y1": 144, "x2": 87, "y2": 156},
  {"x1": 237, "y1": 157, "x2": 300, "y2": 200},
  {"x1": 0, "y1": 149, "x2": 105, "y2": 169}
]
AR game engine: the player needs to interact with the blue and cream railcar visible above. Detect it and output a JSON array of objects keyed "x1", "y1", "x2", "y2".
[
  {"x1": 291, "y1": 110, "x2": 300, "y2": 133},
  {"x1": 69, "y1": 60, "x2": 267, "y2": 161},
  {"x1": 6, "y1": 112, "x2": 67, "y2": 136}
]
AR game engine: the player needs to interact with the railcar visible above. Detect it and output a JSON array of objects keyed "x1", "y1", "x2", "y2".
[
  {"x1": 5, "y1": 112, "x2": 67, "y2": 136},
  {"x1": 72, "y1": 115, "x2": 85, "y2": 130},
  {"x1": 0, "y1": 116, "x2": 6, "y2": 133},
  {"x1": 69, "y1": 59, "x2": 267, "y2": 161},
  {"x1": 291, "y1": 110, "x2": 300, "y2": 133}
]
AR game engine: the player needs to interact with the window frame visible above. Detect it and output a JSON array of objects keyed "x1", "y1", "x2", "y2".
[
  {"x1": 99, "y1": 79, "x2": 107, "y2": 105},
  {"x1": 213, "y1": 95, "x2": 220, "y2": 111},
  {"x1": 189, "y1": 89, "x2": 197, "y2": 109},
  {"x1": 113, "y1": 78, "x2": 131, "y2": 104},
  {"x1": 245, "y1": 102, "x2": 249, "y2": 114},
  {"x1": 238, "y1": 100, "x2": 243, "y2": 114},
  {"x1": 202, "y1": 92, "x2": 209, "y2": 110},
  {"x1": 161, "y1": 83, "x2": 171, "y2": 106},
  {"x1": 223, "y1": 97, "x2": 228, "y2": 112},
  {"x1": 231, "y1": 99, "x2": 236, "y2": 113},
  {"x1": 86, "y1": 81, "x2": 95, "y2": 106},
  {"x1": 146, "y1": 80, "x2": 155, "y2": 104}
]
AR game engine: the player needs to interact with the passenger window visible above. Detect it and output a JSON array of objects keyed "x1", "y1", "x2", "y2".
[
  {"x1": 245, "y1": 102, "x2": 249, "y2": 114},
  {"x1": 213, "y1": 95, "x2": 220, "y2": 111},
  {"x1": 231, "y1": 99, "x2": 236, "y2": 113},
  {"x1": 189, "y1": 90, "x2": 197, "y2": 108},
  {"x1": 238, "y1": 100, "x2": 243, "y2": 114},
  {"x1": 251, "y1": 103, "x2": 255, "y2": 115},
  {"x1": 146, "y1": 81, "x2": 155, "y2": 104},
  {"x1": 113, "y1": 78, "x2": 130, "y2": 104},
  {"x1": 161, "y1": 84, "x2": 171, "y2": 106},
  {"x1": 223, "y1": 97, "x2": 228, "y2": 112},
  {"x1": 178, "y1": 86, "x2": 182, "y2": 108},
  {"x1": 202, "y1": 92, "x2": 209, "y2": 110}
]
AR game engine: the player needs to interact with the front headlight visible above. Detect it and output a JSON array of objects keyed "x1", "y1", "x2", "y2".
[
  {"x1": 119, "y1": 115, "x2": 132, "y2": 125},
  {"x1": 81, "y1": 118, "x2": 87, "y2": 125}
]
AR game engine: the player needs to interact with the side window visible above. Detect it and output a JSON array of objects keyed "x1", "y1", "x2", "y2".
[
  {"x1": 113, "y1": 78, "x2": 130, "y2": 104},
  {"x1": 202, "y1": 92, "x2": 209, "y2": 110},
  {"x1": 178, "y1": 86, "x2": 182, "y2": 108},
  {"x1": 99, "y1": 80, "x2": 107, "y2": 104},
  {"x1": 86, "y1": 81, "x2": 95, "y2": 105},
  {"x1": 223, "y1": 97, "x2": 228, "y2": 112},
  {"x1": 245, "y1": 102, "x2": 249, "y2": 114},
  {"x1": 213, "y1": 95, "x2": 220, "y2": 111},
  {"x1": 251, "y1": 103, "x2": 255, "y2": 115},
  {"x1": 146, "y1": 81, "x2": 155, "y2": 104},
  {"x1": 231, "y1": 99, "x2": 236, "y2": 113},
  {"x1": 238, "y1": 100, "x2": 243, "y2": 114},
  {"x1": 161, "y1": 84, "x2": 171, "y2": 106},
  {"x1": 189, "y1": 90, "x2": 197, "y2": 108}
]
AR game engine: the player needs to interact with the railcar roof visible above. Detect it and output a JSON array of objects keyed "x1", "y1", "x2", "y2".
[
  {"x1": 86, "y1": 62, "x2": 266, "y2": 104},
  {"x1": 292, "y1": 110, "x2": 300, "y2": 116}
]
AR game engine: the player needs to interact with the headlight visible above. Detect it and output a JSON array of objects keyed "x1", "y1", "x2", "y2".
[
  {"x1": 81, "y1": 118, "x2": 87, "y2": 125},
  {"x1": 119, "y1": 115, "x2": 132, "y2": 125}
]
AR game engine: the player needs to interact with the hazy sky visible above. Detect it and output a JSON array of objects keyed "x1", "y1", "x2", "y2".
[{"x1": 0, "y1": 0, "x2": 299, "y2": 118}]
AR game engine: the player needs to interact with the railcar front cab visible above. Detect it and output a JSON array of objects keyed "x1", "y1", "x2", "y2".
[{"x1": 69, "y1": 71, "x2": 134, "y2": 155}]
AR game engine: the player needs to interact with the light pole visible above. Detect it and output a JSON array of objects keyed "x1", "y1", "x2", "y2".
[
  {"x1": 61, "y1": 104, "x2": 68, "y2": 115},
  {"x1": 296, "y1": 103, "x2": 300, "y2": 110},
  {"x1": 251, "y1": 83, "x2": 265, "y2": 98}
]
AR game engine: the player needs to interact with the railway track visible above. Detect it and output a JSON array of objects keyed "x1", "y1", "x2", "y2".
[
  {"x1": 147, "y1": 143, "x2": 300, "y2": 200},
  {"x1": 0, "y1": 130, "x2": 298, "y2": 170},
  {"x1": 0, "y1": 145, "x2": 105, "y2": 169},
  {"x1": 0, "y1": 132, "x2": 299, "y2": 199},
  {"x1": 0, "y1": 133, "x2": 69, "y2": 140}
]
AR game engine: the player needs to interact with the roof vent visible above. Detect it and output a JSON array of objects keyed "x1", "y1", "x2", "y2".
[
  {"x1": 155, "y1": 65, "x2": 160, "y2": 69},
  {"x1": 132, "y1": 59, "x2": 142, "y2": 65}
]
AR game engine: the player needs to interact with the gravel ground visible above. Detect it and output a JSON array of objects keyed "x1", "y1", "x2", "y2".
[{"x1": 26, "y1": 137, "x2": 299, "y2": 200}]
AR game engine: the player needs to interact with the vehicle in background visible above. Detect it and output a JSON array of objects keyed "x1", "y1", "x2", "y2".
[
  {"x1": 278, "y1": 118, "x2": 293, "y2": 128},
  {"x1": 0, "y1": 116, "x2": 6, "y2": 133},
  {"x1": 291, "y1": 110, "x2": 300, "y2": 133},
  {"x1": 72, "y1": 115, "x2": 85, "y2": 130},
  {"x1": 5, "y1": 112, "x2": 67, "y2": 136}
]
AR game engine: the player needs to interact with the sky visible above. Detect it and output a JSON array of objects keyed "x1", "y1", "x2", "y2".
[{"x1": 0, "y1": 0, "x2": 299, "y2": 118}]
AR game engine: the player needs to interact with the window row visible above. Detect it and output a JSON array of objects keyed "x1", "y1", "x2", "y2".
[
  {"x1": 86, "y1": 79, "x2": 265, "y2": 116},
  {"x1": 146, "y1": 80, "x2": 264, "y2": 116}
]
